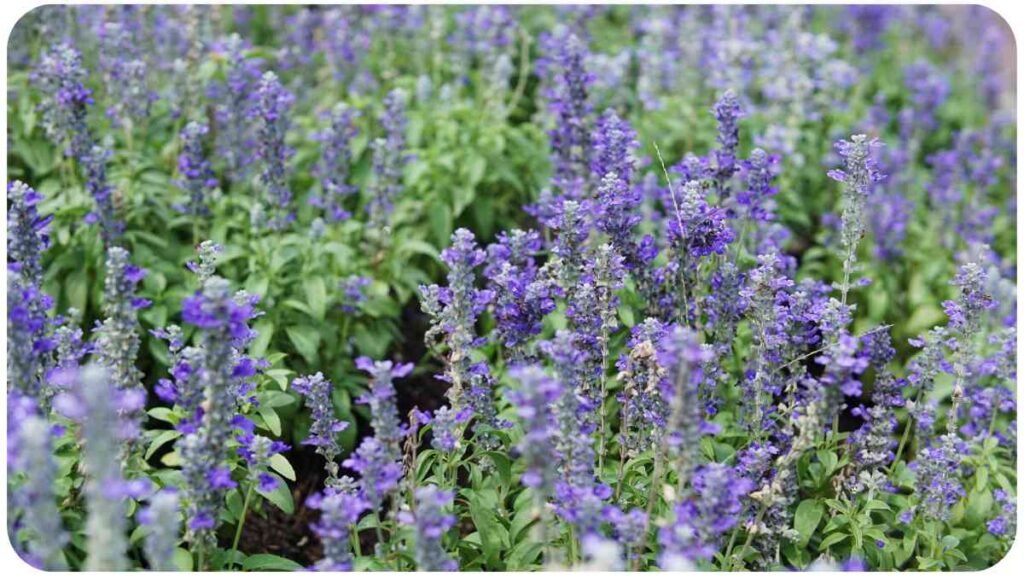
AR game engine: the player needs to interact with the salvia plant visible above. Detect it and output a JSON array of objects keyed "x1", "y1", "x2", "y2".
[{"x1": 4, "y1": 4, "x2": 1017, "y2": 573}]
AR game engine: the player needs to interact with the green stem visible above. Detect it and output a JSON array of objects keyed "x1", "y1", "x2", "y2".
[
  {"x1": 732, "y1": 504, "x2": 769, "y2": 570},
  {"x1": 230, "y1": 482, "x2": 256, "y2": 568}
]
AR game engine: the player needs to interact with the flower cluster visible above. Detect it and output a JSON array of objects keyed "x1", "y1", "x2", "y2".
[
  {"x1": 253, "y1": 71, "x2": 295, "y2": 231},
  {"x1": 293, "y1": 372, "x2": 349, "y2": 485},
  {"x1": 314, "y1": 103, "x2": 360, "y2": 221},
  {"x1": 176, "y1": 121, "x2": 217, "y2": 217}
]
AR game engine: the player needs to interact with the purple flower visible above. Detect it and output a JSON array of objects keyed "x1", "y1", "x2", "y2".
[
  {"x1": 367, "y1": 89, "x2": 408, "y2": 230},
  {"x1": 30, "y1": 43, "x2": 94, "y2": 160},
  {"x1": 342, "y1": 437, "x2": 402, "y2": 509},
  {"x1": 7, "y1": 181, "x2": 56, "y2": 399},
  {"x1": 423, "y1": 405, "x2": 473, "y2": 452},
  {"x1": 828, "y1": 134, "x2": 885, "y2": 299},
  {"x1": 340, "y1": 275, "x2": 372, "y2": 314},
  {"x1": 736, "y1": 148, "x2": 779, "y2": 224},
  {"x1": 313, "y1": 103, "x2": 359, "y2": 221},
  {"x1": 175, "y1": 121, "x2": 216, "y2": 217},
  {"x1": 54, "y1": 365, "x2": 135, "y2": 570},
  {"x1": 484, "y1": 230, "x2": 557, "y2": 359},
  {"x1": 97, "y1": 20, "x2": 155, "y2": 127},
  {"x1": 659, "y1": 463, "x2": 753, "y2": 567},
  {"x1": 207, "y1": 467, "x2": 237, "y2": 490},
  {"x1": 252, "y1": 71, "x2": 295, "y2": 231},
  {"x1": 81, "y1": 144, "x2": 124, "y2": 244},
  {"x1": 307, "y1": 489, "x2": 369, "y2": 571},
  {"x1": 140, "y1": 490, "x2": 180, "y2": 571},
  {"x1": 9, "y1": 414, "x2": 68, "y2": 569},
  {"x1": 711, "y1": 89, "x2": 744, "y2": 197},
  {"x1": 211, "y1": 34, "x2": 263, "y2": 183},
  {"x1": 293, "y1": 372, "x2": 349, "y2": 486},
  {"x1": 531, "y1": 32, "x2": 594, "y2": 225},
  {"x1": 92, "y1": 247, "x2": 149, "y2": 442},
  {"x1": 355, "y1": 357, "x2": 412, "y2": 459},
  {"x1": 420, "y1": 229, "x2": 497, "y2": 438},
  {"x1": 507, "y1": 364, "x2": 562, "y2": 496},
  {"x1": 400, "y1": 486, "x2": 458, "y2": 571}
]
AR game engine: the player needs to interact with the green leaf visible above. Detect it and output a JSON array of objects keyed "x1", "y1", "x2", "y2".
[
  {"x1": 258, "y1": 474, "x2": 294, "y2": 514},
  {"x1": 819, "y1": 532, "x2": 849, "y2": 551},
  {"x1": 147, "y1": 407, "x2": 178, "y2": 424},
  {"x1": 303, "y1": 276, "x2": 327, "y2": 321},
  {"x1": 269, "y1": 453, "x2": 296, "y2": 481},
  {"x1": 816, "y1": 450, "x2": 839, "y2": 474},
  {"x1": 794, "y1": 499, "x2": 825, "y2": 547},
  {"x1": 481, "y1": 451, "x2": 512, "y2": 489},
  {"x1": 285, "y1": 325, "x2": 320, "y2": 365},
  {"x1": 257, "y1": 405, "x2": 282, "y2": 437},
  {"x1": 468, "y1": 493, "x2": 508, "y2": 567},
  {"x1": 173, "y1": 548, "x2": 193, "y2": 571},
  {"x1": 251, "y1": 320, "x2": 275, "y2": 358},
  {"x1": 145, "y1": 430, "x2": 182, "y2": 461},
  {"x1": 241, "y1": 554, "x2": 304, "y2": 572}
]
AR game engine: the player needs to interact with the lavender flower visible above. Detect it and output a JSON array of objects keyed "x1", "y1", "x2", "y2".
[
  {"x1": 737, "y1": 251, "x2": 794, "y2": 432},
  {"x1": 152, "y1": 325, "x2": 204, "y2": 433},
  {"x1": 276, "y1": 8, "x2": 321, "y2": 82},
  {"x1": 237, "y1": 433, "x2": 287, "y2": 494},
  {"x1": 51, "y1": 308, "x2": 89, "y2": 377},
  {"x1": 31, "y1": 43, "x2": 94, "y2": 160},
  {"x1": 545, "y1": 33, "x2": 593, "y2": 205},
  {"x1": 827, "y1": 134, "x2": 885, "y2": 301},
  {"x1": 367, "y1": 89, "x2": 408, "y2": 231},
  {"x1": 342, "y1": 437, "x2": 402, "y2": 510},
  {"x1": 340, "y1": 275, "x2": 372, "y2": 314},
  {"x1": 293, "y1": 373, "x2": 349, "y2": 486},
  {"x1": 736, "y1": 148, "x2": 779, "y2": 225},
  {"x1": 355, "y1": 356, "x2": 412, "y2": 460},
  {"x1": 81, "y1": 144, "x2": 123, "y2": 245},
  {"x1": 212, "y1": 34, "x2": 262, "y2": 184},
  {"x1": 508, "y1": 364, "x2": 562, "y2": 497},
  {"x1": 307, "y1": 490, "x2": 369, "y2": 571},
  {"x1": 845, "y1": 331, "x2": 904, "y2": 494},
  {"x1": 98, "y1": 21, "x2": 155, "y2": 127},
  {"x1": 667, "y1": 181, "x2": 735, "y2": 261},
  {"x1": 323, "y1": 8, "x2": 370, "y2": 89},
  {"x1": 140, "y1": 490, "x2": 181, "y2": 571},
  {"x1": 657, "y1": 325, "x2": 715, "y2": 485},
  {"x1": 915, "y1": 427, "x2": 966, "y2": 522},
  {"x1": 659, "y1": 463, "x2": 754, "y2": 567},
  {"x1": 987, "y1": 489, "x2": 1016, "y2": 538},
  {"x1": 400, "y1": 486, "x2": 458, "y2": 571},
  {"x1": 618, "y1": 319, "x2": 670, "y2": 456},
  {"x1": 10, "y1": 416, "x2": 68, "y2": 569},
  {"x1": 176, "y1": 121, "x2": 216, "y2": 217},
  {"x1": 420, "y1": 229, "x2": 494, "y2": 414},
  {"x1": 253, "y1": 71, "x2": 295, "y2": 230},
  {"x1": 943, "y1": 262, "x2": 996, "y2": 341},
  {"x1": 179, "y1": 274, "x2": 259, "y2": 548},
  {"x1": 7, "y1": 181, "x2": 51, "y2": 286},
  {"x1": 314, "y1": 103, "x2": 360, "y2": 222},
  {"x1": 711, "y1": 90, "x2": 744, "y2": 197},
  {"x1": 7, "y1": 181, "x2": 55, "y2": 398},
  {"x1": 484, "y1": 230, "x2": 557, "y2": 359},
  {"x1": 419, "y1": 405, "x2": 473, "y2": 452},
  {"x1": 53, "y1": 365, "x2": 145, "y2": 571},
  {"x1": 93, "y1": 247, "x2": 148, "y2": 401}
]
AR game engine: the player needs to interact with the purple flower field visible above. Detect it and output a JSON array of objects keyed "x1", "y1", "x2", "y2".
[{"x1": 5, "y1": 4, "x2": 1017, "y2": 572}]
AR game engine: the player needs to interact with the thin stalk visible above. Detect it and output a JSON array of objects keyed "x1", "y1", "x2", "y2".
[
  {"x1": 506, "y1": 28, "x2": 531, "y2": 114},
  {"x1": 230, "y1": 482, "x2": 256, "y2": 568}
]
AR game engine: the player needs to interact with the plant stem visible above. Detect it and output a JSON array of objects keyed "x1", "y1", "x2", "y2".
[{"x1": 230, "y1": 482, "x2": 256, "y2": 568}]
